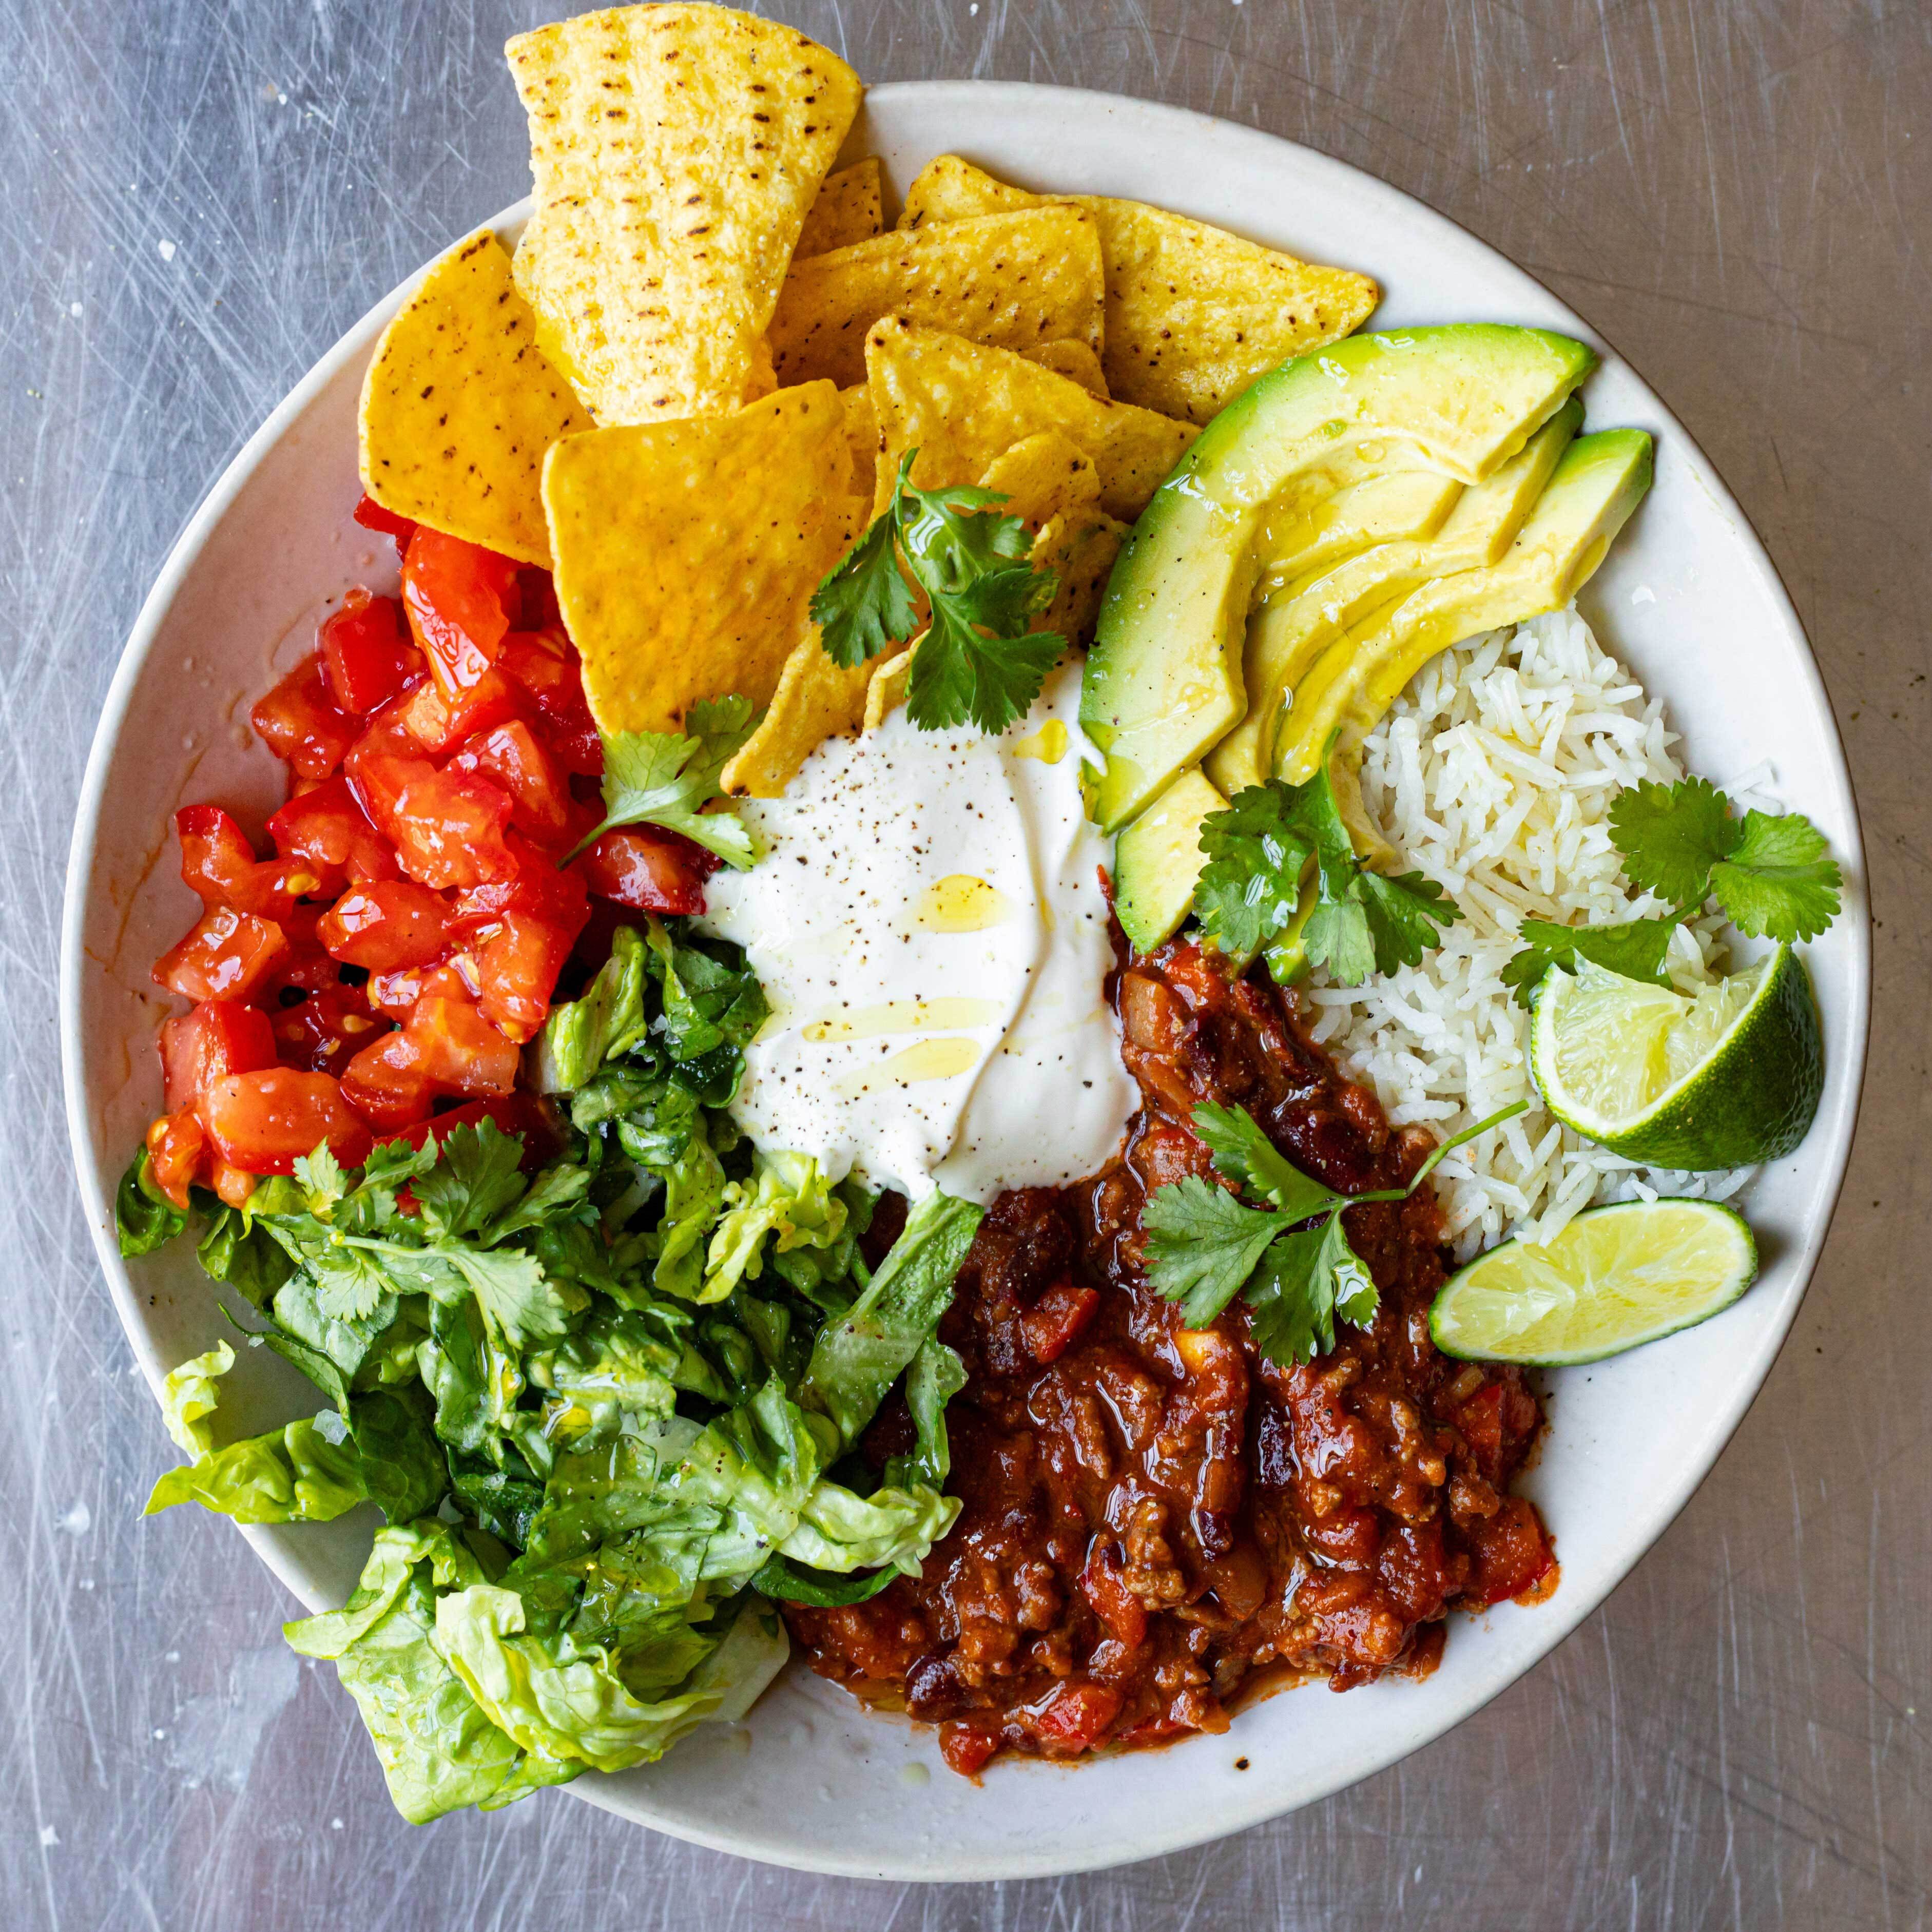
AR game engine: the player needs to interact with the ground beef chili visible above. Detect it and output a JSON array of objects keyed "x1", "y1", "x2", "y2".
[{"x1": 785, "y1": 936, "x2": 1556, "y2": 1777}]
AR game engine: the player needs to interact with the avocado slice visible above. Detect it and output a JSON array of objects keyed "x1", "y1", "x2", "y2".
[
  {"x1": 1207, "y1": 395, "x2": 1585, "y2": 797},
  {"x1": 1112, "y1": 766, "x2": 1227, "y2": 954},
  {"x1": 1252, "y1": 465, "x2": 1466, "y2": 603},
  {"x1": 1081, "y1": 324, "x2": 1599, "y2": 832},
  {"x1": 1273, "y1": 428, "x2": 1654, "y2": 785}
]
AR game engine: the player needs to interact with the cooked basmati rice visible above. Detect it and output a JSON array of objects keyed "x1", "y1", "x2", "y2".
[{"x1": 1303, "y1": 606, "x2": 1756, "y2": 1260}]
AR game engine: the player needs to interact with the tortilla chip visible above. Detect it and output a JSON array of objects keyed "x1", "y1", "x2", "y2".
[
  {"x1": 357, "y1": 231, "x2": 591, "y2": 567},
  {"x1": 862, "y1": 645, "x2": 916, "y2": 731},
  {"x1": 838, "y1": 384, "x2": 881, "y2": 505},
  {"x1": 866, "y1": 319, "x2": 1195, "y2": 520},
  {"x1": 1032, "y1": 508, "x2": 1126, "y2": 644},
  {"x1": 544, "y1": 381, "x2": 855, "y2": 737},
  {"x1": 506, "y1": 7, "x2": 860, "y2": 424},
  {"x1": 797, "y1": 157, "x2": 884, "y2": 255},
  {"x1": 767, "y1": 207, "x2": 1105, "y2": 390},
  {"x1": 976, "y1": 432, "x2": 1100, "y2": 532},
  {"x1": 1023, "y1": 338, "x2": 1108, "y2": 396},
  {"x1": 720, "y1": 497, "x2": 873, "y2": 796},
  {"x1": 897, "y1": 154, "x2": 1379, "y2": 424}
]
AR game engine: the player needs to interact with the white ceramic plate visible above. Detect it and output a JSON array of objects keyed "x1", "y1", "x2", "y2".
[{"x1": 62, "y1": 82, "x2": 1869, "y2": 1881}]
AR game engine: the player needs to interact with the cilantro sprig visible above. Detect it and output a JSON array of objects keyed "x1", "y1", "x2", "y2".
[
  {"x1": 566, "y1": 694, "x2": 760, "y2": 871},
  {"x1": 1142, "y1": 1099, "x2": 1524, "y2": 1365},
  {"x1": 1502, "y1": 777, "x2": 1842, "y2": 1005},
  {"x1": 1195, "y1": 765, "x2": 1460, "y2": 983},
  {"x1": 812, "y1": 450, "x2": 1064, "y2": 735}
]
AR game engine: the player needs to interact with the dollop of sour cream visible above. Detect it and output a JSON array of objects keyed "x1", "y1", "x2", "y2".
[{"x1": 697, "y1": 661, "x2": 1138, "y2": 1205}]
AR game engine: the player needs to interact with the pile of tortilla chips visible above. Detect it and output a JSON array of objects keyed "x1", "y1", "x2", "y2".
[{"x1": 356, "y1": 1, "x2": 1380, "y2": 798}]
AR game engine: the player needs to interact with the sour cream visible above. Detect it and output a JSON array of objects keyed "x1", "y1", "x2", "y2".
[{"x1": 698, "y1": 661, "x2": 1137, "y2": 1204}]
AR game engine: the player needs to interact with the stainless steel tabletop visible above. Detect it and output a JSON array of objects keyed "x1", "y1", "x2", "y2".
[{"x1": 7, "y1": 3, "x2": 1926, "y2": 1926}]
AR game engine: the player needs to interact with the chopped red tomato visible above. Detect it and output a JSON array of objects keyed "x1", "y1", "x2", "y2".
[
  {"x1": 451, "y1": 831, "x2": 590, "y2": 933},
  {"x1": 388, "y1": 769, "x2": 515, "y2": 890},
  {"x1": 572, "y1": 825, "x2": 713, "y2": 916},
  {"x1": 471, "y1": 911, "x2": 577, "y2": 1043},
  {"x1": 145, "y1": 1108, "x2": 207, "y2": 1211},
  {"x1": 449, "y1": 719, "x2": 573, "y2": 847},
  {"x1": 154, "y1": 908, "x2": 288, "y2": 1003},
  {"x1": 318, "y1": 880, "x2": 452, "y2": 970},
  {"x1": 401, "y1": 528, "x2": 520, "y2": 698},
  {"x1": 498, "y1": 630, "x2": 602, "y2": 775},
  {"x1": 1020, "y1": 1280, "x2": 1101, "y2": 1364},
  {"x1": 1078, "y1": 1540, "x2": 1149, "y2": 1648},
  {"x1": 938, "y1": 1722, "x2": 1000, "y2": 1779},
  {"x1": 1029, "y1": 1682, "x2": 1123, "y2": 1756},
  {"x1": 341, "y1": 1027, "x2": 435, "y2": 1133},
  {"x1": 161, "y1": 1002, "x2": 278, "y2": 1116},
  {"x1": 396, "y1": 665, "x2": 526, "y2": 760},
  {"x1": 201, "y1": 1067, "x2": 373, "y2": 1174},
  {"x1": 176, "y1": 804, "x2": 320, "y2": 920},
  {"x1": 250, "y1": 653, "x2": 359, "y2": 781},
  {"x1": 514, "y1": 569, "x2": 561, "y2": 631},
  {"x1": 352, "y1": 492, "x2": 416, "y2": 554},
  {"x1": 1464, "y1": 1497, "x2": 1556, "y2": 1607},
  {"x1": 320, "y1": 587, "x2": 420, "y2": 714},
  {"x1": 405, "y1": 993, "x2": 521, "y2": 1097},
  {"x1": 273, "y1": 984, "x2": 388, "y2": 1075},
  {"x1": 267, "y1": 774, "x2": 399, "y2": 887}
]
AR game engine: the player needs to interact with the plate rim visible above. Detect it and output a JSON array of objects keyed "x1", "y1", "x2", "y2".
[{"x1": 60, "y1": 75, "x2": 1872, "y2": 1880}]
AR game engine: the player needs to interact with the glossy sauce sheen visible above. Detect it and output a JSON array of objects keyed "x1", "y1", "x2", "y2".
[{"x1": 787, "y1": 939, "x2": 1555, "y2": 1775}]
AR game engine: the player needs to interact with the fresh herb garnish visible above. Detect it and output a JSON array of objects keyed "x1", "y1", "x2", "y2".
[
  {"x1": 812, "y1": 450, "x2": 1064, "y2": 735},
  {"x1": 1499, "y1": 914, "x2": 1682, "y2": 1005},
  {"x1": 1195, "y1": 767, "x2": 1460, "y2": 982},
  {"x1": 1142, "y1": 1099, "x2": 1525, "y2": 1365},
  {"x1": 566, "y1": 693, "x2": 760, "y2": 870}
]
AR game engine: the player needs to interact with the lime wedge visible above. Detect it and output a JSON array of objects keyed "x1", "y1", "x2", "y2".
[
  {"x1": 1529, "y1": 945, "x2": 1822, "y2": 1170},
  {"x1": 1430, "y1": 1199, "x2": 1757, "y2": 1364}
]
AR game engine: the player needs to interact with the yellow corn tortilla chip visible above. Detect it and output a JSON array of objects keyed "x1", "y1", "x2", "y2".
[
  {"x1": 767, "y1": 207, "x2": 1105, "y2": 391},
  {"x1": 898, "y1": 154, "x2": 1379, "y2": 424},
  {"x1": 976, "y1": 431, "x2": 1100, "y2": 531},
  {"x1": 838, "y1": 384, "x2": 880, "y2": 505},
  {"x1": 358, "y1": 230, "x2": 592, "y2": 566},
  {"x1": 1032, "y1": 508, "x2": 1126, "y2": 645},
  {"x1": 506, "y1": 6, "x2": 860, "y2": 424},
  {"x1": 866, "y1": 319, "x2": 1195, "y2": 521},
  {"x1": 862, "y1": 645, "x2": 916, "y2": 731},
  {"x1": 797, "y1": 157, "x2": 884, "y2": 255},
  {"x1": 544, "y1": 381, "x2": 855, "y2": 736},
  {"x1": 720, "y1": 496, "x2": 871, "y2": 796},
  {"x1": 1023, "y1": 338, "x2": 1108, "y2": 396}
]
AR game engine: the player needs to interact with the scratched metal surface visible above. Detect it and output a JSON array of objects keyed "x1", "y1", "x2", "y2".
[{"x1": 5, "y1": 1, "x2": 1927, "y2": 1926}]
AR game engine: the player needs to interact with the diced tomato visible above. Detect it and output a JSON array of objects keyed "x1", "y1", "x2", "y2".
[
  {"x1": 394, "y1": 1093, "x2": 563, "y2": 1168},
  {"x1": 176, "y1": 804, "x2": 321, "y2": 920},
  {"x1": 161, "y1": 1002, "x2": 278, "y2": 1116},
  {"x1": 340, "y1": 1027, "x2": 435, "y2": 1133},
  {"x1": 267, "y1": 774, "x2": 399, "y2": 887},
  {"x1": 938, "y1": 1722, "x2": 1000, "y2": 1779},
  {"x1": 449, "y1": 719, "x2": 573, "y2": 846},
  {"x1": 273, "y1": 984, "x2": 389, "y2": 1075},
  {"x1": 201, "y1": 1067, "x2": 373, "y2": 1175},
  {"x1": 1464, "y1": 1497, "x2": 1556, "y2": 1608},
  {"x1": 471, "y1": 911, "x2": 577, "y2": 1043},
  {"x1": 401, "y1": 528, "x2": 520, "y2": 698},
  {"x1": 319, "y1": 587, "x2": 420, "y2": 714},
  {"x1": 451, "y1": 830, "x2": 590, "y2": 935},
  {"x1": 1029, "y1": 1681, "x2": 1123, "y2": 1757},
  {"x1": 572, "y1": 825, "x2": 714, "y2": 916},
  {"x1": 396, "y1": 665, "x2": 526, "y2": 759},
  {"x1": 145, "y1": 1108, "x2": 206, "y2": 1211},
  {"x1": 154, "y1": 908, "x2": 288, "y2": 1003},
  {"x1": 318, "y1": 880, "x2": 452, "y2": 970},
  {"x1": 498, "y1": 630, "x2": 602, "y2": 775},
  {"x1": 352, "y1": 492, "x2": 416, "y2": 554},
  {"x1": 388, "y1": 768, "x2": 515, "y2": 890},
  {"x1": 1021, "y1": 1280, "x2": 1101, "y2": 1364},
  {"x1": 1079, "y1": 1540, "x2": 1149, "y2": 1648},
  {"x1": 249, "y1": 653, "x2": 359, "y2": 781},
  {"x1": 405, "y1": 993, "x2": 521, "y2": 1096},
  {"x1": 345, "y1": 704, "x2": 438, "y2": 832},
  {"x1": 515, "y1": 570, "x2": 561, "y2": 631}
]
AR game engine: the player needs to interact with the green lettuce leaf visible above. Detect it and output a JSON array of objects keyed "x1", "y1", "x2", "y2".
[
  {"x1": 116, "y1": 1150, "x2": 186, "y2": 1258},
  {"x1": 703, "y1": 1150, "x2": 849, "y2": 1304},
  {"x1": 537, "y1": 925, "x2": 652, "y2": 1093},
  {"x1": 159, "y1": 1341, "x2": 234, "y2": 1455}
]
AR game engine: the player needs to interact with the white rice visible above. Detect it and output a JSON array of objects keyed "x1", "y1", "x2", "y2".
[{"x1": 1302, "y1": 607, "x2": 1760, "y2": 1261}]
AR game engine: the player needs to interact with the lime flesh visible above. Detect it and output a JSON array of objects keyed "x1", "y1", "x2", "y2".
[
  {"x1": 1529, "y1": 945, "x2": 1822, "y2": 1170},
  {"x1": 1430, "y1": 1198, "x2": 1757, "y2": 1365}
]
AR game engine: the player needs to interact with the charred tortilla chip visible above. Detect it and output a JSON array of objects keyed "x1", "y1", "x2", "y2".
[
  {"x1": 797, "y1": 157, "x2": 884, "y2": 255},
  {"x1": 866, "y1": 319, "x2": 1195, "y2": 520},
  {"x1": 506, "y1": 6, "x2": 860, "y2": 424},
  {"x1": 544, "y1": 381, "x2": 855, "y2": 736},
  {"x1": 767, "y1": 206, "x2": 1105, "y2": 390},
  {"x1": 898, "y1": 153, "x2": 1379, "y2": 423},
  {"x1": 976, "y1": 431, "x2": 1100, "y2": 532},
  {"x1": 358, "y1": 230, "x2": 591, "y2": 567}
]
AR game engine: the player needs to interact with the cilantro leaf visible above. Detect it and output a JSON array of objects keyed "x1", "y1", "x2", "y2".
[
  {"x1": 1302, "y1": 893, "x2": 1378, "y2": 987},
  {"x1": 1193, "y1": 788, "x2": 1316, "y2": 958},
  {"x1": 1189, "y1": 1102, "x2": 1340, "y2": 1221},
  {"x1": 1356, "y1": 869, "x2": 1462, "y2": 973},
  {"x1": 568, "y1": 694, "x2": 759, "y2": 871},
  {"x1": 1608, "y1": 776, "x2": 1738, "y2": 904},
  {"x1": 1710, "y1": 809, "x2": 1843, "y2": 941},
  {"x1": 1140, "y1": 1176, "x2": 1285, "y2": 1327},
  {"x1": 905, "y1": 613, "x2": 1067, "y2": 736},
  {"x1": 412, "y1": 1122, "x2": 530, "y2": 1245},
  {"x1": 812, "y1": 513, "x2": 919, "y2": 668},
  {"x1": 1500, "y1": 915, "x2": 1680, "y2": 1007},
  {"x1": 1243, "y1": 1214, "x2": 1378, "y2": 1365}
]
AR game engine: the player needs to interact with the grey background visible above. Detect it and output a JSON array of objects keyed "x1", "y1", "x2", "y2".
[{"x1": 6, "y1": 1, "x2": 1926, "y2": 1926}]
